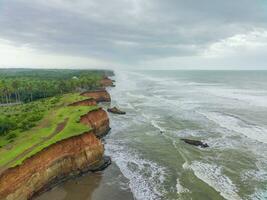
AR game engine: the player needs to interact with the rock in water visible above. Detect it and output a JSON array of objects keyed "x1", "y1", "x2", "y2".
[
  {"x1": 107, "y1": 107, "x2": 126, "y2": 115},
  {"x1": 90, "y1": 156, "x2": 112, "y2": 172},
  {"x1": 181, "y1": 139, "x2": 209, "y2": 148}
]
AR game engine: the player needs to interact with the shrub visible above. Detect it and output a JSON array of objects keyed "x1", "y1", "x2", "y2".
[
  {"x1": 6, "y1": 133, "x2": 17, "y2": 140},
  {"x1": 0, "y1": 117, "x2": 16, "y2": 136},
  {"x1": 8, "y1": 139, "x2": 14, "y2": 143}
]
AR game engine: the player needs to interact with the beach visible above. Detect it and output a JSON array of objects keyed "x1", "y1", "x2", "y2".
[{"x1": 36, "y1": 163, "x2": 133, "y2": 200}]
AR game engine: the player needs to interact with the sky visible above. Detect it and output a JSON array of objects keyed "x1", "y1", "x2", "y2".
[{"x1": 0, "y1": 0, "x2": 267, "y2": 70}]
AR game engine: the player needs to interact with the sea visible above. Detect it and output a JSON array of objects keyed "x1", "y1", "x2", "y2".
[{"x1": 37, "y1": 70, "x2": 267, "y2": 200}]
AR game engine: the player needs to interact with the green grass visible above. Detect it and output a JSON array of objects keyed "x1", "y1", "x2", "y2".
[{"x1": 0, "y1": 93, "x2": 98, "y2": 167}]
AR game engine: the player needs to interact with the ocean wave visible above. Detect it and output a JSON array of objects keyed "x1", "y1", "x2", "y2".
[
  {"x1": 249, "y1": 190, "x2": 267, "y2": 200},
  {"x1": 188, "y1": 161, "x2": 241, "y2": 200},
  {"x1": 109, "y1": 71, "x2": 267, "y2": 199},
  {"x1": 129, "y1": 72, "x2": 219, "y2": 87},
  {"x1": 170, "y1": 129, "x2": 208, "y2": 138},
  {"x1": 176, "y1": 178, "x2": 190, "y2": 194},
  {"x1": 105, "y1": 142, "x2": 167, "y2": 200},
  {"x1": 126, "y1": 92, "x2": 148, "y2": 100},
  {"x1": 204, "y1": 87, "x2": 267, "y2": 108},
  {"x1": 200, "y1": 111, "x2": 267, "y2": 144},
  {"x1": 151, "y1": 120, "x2": 165, "y2": 132},
  {"x1": 241, "y1": 168, "x2": 267, "y2": 183}
]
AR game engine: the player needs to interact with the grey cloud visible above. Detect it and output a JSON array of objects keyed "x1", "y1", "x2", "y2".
[{"x1": 0, "y1": 0, "x2": 267, "y2": 66}]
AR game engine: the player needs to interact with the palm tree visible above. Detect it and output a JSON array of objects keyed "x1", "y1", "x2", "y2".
[
  {"x1": 1, "y1": 80, "x2": 11, "y2": 104},
  {"x1": 0, "y1": 81, "x2": 5, "y2": 104},
  {"x1": 26, "y1": 82, "x2": 34, "y2": 101},
  {"x1": 11, "y1": 80, "x2": 19, "y2": 102},
  {"x1": 58, "y1": 81, "x2": 67, "y2": 94}
]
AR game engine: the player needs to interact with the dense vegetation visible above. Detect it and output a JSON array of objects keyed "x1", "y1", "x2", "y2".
[
  {"x1": 0, "y1": 69, "x2": 113, "y2": 104},
  {"x1": 0, "y1": 93, "x2": 99, "y2": 167},
  {"x1": 0, "y1": 68, "x2": 113, "y2": 168},
  {"x1": 0, "y1": 69, "x2": 113, "y2": 139},
  {"x1": 0, "y1": 96, "x2": 60, "y2": 138}
]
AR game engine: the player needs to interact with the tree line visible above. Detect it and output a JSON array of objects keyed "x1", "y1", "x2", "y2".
[{"x1": 0, "y1": 69, "x2": 113, "y2": 104}]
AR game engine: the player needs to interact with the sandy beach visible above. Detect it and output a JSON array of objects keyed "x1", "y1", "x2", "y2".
[{"x1": 35, "y1": 163, "x2": 133, "y2": 200}]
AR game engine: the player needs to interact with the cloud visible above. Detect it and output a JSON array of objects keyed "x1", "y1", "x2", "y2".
[
  {"x1": 204, "y1": 29, "x2": 267, "y2": 55},
  {"x1": 0, "y1": 39, "x2": 109, "y2": 68},
  {"x1": 0, "y1": 0, "x2": 267, "y2": 68}
]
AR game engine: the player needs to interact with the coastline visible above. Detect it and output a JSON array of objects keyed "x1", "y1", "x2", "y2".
[
  {"x1": 35, "y1": 162, "x2": 134, "y2": 200},
  {"x1": 0, "y1": 76, "x2": 120, "y2": 200}
]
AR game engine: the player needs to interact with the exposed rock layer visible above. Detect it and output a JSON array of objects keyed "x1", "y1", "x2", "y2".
[
  {"x1": 0, "y1": 105, "x2": 111, "y2": 200},
  {"x1": 80, "y1": 90, "x2": 111, "y2": 102},
  {"x1": 80, "y1": 108, "x2": 111, "y2": 138},
  {"x1": 100, "y1": 77, "x2": 115, "y2": 87},
  {"x1": 0, "y1": 132, "x2": 104, "y2": 200},
  {"x1": 68, "y1": 98, "x2": 97, "y2": 106}
]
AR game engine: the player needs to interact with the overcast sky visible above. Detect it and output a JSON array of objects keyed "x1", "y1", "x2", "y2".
[{"x1": 0, "y1": 0, "x2": 267, "y2": 69}]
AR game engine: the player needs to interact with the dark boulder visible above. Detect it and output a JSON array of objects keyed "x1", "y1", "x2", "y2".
[
  {"x1": 107, "y1": 107, "x2": 126, "y2": 115},
  {"x1": 90, "y1": 156, "x2": 112, "y2": 172},
  {"x1": 181, "y1": 139, "x2": 209, "y2": 148}
]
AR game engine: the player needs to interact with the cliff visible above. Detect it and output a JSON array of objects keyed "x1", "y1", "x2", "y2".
[
  {"x1": 0, "y1": 101, "x2": 111, "y2": 200},
  {"x1": 0, "y1": 132, "x2": 103, "y2": 200},
  {"x1": 80, "y1": 90, "x2": 111, "y2": 102},
  {"x1": 68, "y1": 98, "x2": 97, "y2": 106},
  {"x1": 100, "y1": 76, "x2": 115, "y2": 87},
  {"x1": 80, "y1": 108, "x2": 111, "y2": 138}
]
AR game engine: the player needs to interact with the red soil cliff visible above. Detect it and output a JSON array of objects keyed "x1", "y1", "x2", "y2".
[
  {"x1": 80, "y1": 90, "x2": 111, "y2": 102},
  {"x1": 0, "y1": 132, "x2": 103, "y2": 200},
  {"x1": 68, "y1": 98, "x2": 97, "y2": 106},
  {"x1": 100, "y1": 77, "x2": 114, "y2": 87},
  {"x1": 80, "y1": 108, "x2": 110, "y2": 138},
  {"x1": 0, "y1": 106, "x2": 111, "y2": 200}
]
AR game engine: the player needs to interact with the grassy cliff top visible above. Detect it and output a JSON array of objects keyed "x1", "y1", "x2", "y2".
[{"x1": 0, "y1": 93, "x2": 98, "y2": 168}]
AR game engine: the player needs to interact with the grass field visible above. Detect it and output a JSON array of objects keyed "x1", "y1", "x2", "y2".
[{"x1": 0, "y1": 93, "x2": 98, "y2": 168}]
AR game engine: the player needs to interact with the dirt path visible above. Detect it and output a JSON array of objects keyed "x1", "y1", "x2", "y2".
[
  {"x1": 0, "y1": 118, "x2": 69, "y2": 175},
  {"x1": 36, "y1": 111, "x2": 57, "y2": 129}
]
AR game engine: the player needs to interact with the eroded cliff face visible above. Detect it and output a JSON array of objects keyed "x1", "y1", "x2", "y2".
[
  {"x1": 100, "y1": 77, "x2": 114, "y2": 87},
  {"x1": 0, "y1": 101, "x2": 112, "y2": 200},
  {"x1": 80, "y1": 90, "x2": 111, "y2": 102},
  {"x1": 68, "y1": 98, "x2": 97, "y2": 106},
  {"x1": 80, "y1": 108, "x2": 110, "y2": 138},
  {"x1": 0, "y1": 132, "x2": 103, "y2": 200}
]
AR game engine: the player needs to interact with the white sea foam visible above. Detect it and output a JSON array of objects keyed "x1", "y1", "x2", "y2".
[
  {"x1": 250, "y1": 190, "x2": 267, "y2": 200},
  {"x1": 172, "y1": 129, "x2": 208, "y2": 138},
  {"x1": 176, "y1": 178, "x2": 190, "y2": 194},
  {"x1": 200, "y1": 111, "x2": 267, "y2": 144},
  {"x1": 105, "y1": 142, "x2": 167, "y2": 200},
  {"x1": 241, "y1": 169, "x2": 267, "y2": 182},
  {"x1": 241, "y1": 160, "x2": 267, "y2": 183},
  {"x1": 204, "y1": 87, "x2": 267, "y2": 108},
  {"x1": 189, "y1": 161, "x2": 241, "y2": 200},
  {"x1": 182, "y1": 161, "x2": 190, "y2": 170},
  {"x1": 126, "y1": 92, "x2": 148, "y2": 100},
  {"x1": 151, "y1": 120, "x2": 165, "y2": 132}
]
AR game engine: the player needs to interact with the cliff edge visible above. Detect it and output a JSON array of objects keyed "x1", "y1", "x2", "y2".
[
  {"x1": 0, "y1": 94, "x2": 111, "y2": 200},
  {"x1": 80, "y1": 90, "x2": 111, "y2": 102},
  {"x1": 0, "y1": 132, "x2": 103, "y2": 200}
]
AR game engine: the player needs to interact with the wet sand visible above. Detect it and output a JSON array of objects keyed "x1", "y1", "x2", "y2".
[{"x1": 35, "y1": 163, "x2": 134, "y2": 200}]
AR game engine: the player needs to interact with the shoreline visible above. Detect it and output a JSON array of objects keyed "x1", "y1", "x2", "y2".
[
  {"x1": 35, "y1": 162, "x2": 134, "y2": 200},
  {"x1": 0, "y1": 76, "x2": 118, "y2": 200}
]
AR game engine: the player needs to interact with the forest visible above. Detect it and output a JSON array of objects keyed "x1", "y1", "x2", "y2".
[
  {"x1": 0, "y1": 68, "x2": 113, "y2": 104},
  {"x1": 0, "y1": 69, "x2": 113, "y2": 139}
]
